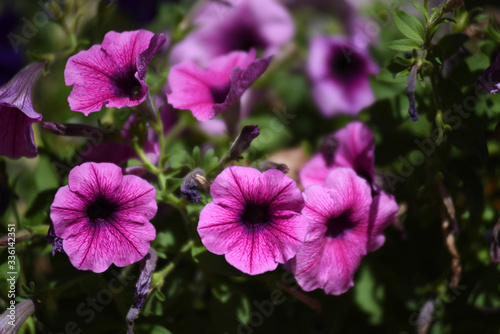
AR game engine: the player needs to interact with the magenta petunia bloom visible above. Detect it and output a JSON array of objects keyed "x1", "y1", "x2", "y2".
[
  {"x1": 64, "y1": 30, "x2": 167, "y2": 115},
  {"x1": 290, "y1": 168, "x2": 398, "y2": 295},
  {"x1": 0, "y1": 62, "x2": 45, "y2": 159},
  {"x1": 50, "y1": 162, "x2": 157, "y2": 273},
  {"x1": 198, "y1": 166, "x2": 308, "y2": 275},
  {"x1": 308, "y1": 36, "x2": 378, "y2": 117},
  {"x1": 167, "y1": 50, "x2": 271, "y2": 121},
  {"x1": 300, "y1": 121, "x2": 375, "y2": 189},
  {"x1": 170, "y1": 0, "x2": 294, "y2": 66}
]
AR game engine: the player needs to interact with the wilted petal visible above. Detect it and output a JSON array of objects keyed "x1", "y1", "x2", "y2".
[
  {"x1": 168, "y1": 50, "x2": 269, "y2": 121},
  {"x1": 0, "y1": 62, "x2": 45, "y2": 158}
]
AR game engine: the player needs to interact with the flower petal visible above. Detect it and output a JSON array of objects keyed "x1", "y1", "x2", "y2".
[
  {"x1": 367, "y1": 191, "x2": 398, "y2": 251},
  {"x1": 50, "y1": 185, "x2": 89, "y2": 239},
  {"x1": 63, "y1": 219, "x2": 155, "y2": 273},
  {"x1": 210, "y1": 166, "x2": 262, "y2": 208},
  {"x1": 65, "y1": 30, "x2": 158, "y2": 114},
  {"x1": 68, "y1": 162, "x2": 123, "y2": 199},
  {"x1": 198, "y1": 202, "x2": 243, "y2": 255},
  {"x1": 260, "y1": 169, "x2": 304, "y2": 212},
  {"x1": 113, "y1": 175, "x2": 157, "y2": 222},
  {"x1": 0, "y1": 106, "x2": 38, "y2": 159}
]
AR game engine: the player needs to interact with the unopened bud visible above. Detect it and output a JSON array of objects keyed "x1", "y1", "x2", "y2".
[
  {"x1": 194, "y1": 173, "x2": 211, "y2": 191},
  {"x1": 258, "y1": 161, "x2": 289, "y2": 174},
  {"x1": 45, "y1": 0, "x2": 64, "y2": 22},
  {"x1": 0, "y1": 299, "x2": 37, "y2": 334},
  {"x1": 181, "y1": 168, "x2": 206, "y2": 203},
  {"x1": 40, "y1": 122, "x2": 105, "y2": 137},
  {"x1": 406, "y1": 65, "x2": 419, "y2": 121},
  {"x1": 229, "y1": 125, "x2": 260, "y2": 159}
]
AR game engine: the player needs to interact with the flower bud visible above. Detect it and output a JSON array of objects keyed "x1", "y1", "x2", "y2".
[
  {"x1": 194, "y1": 173, "x2": 211, "y2": 191},
  {"x1": 40, "y1": 122, "x2": 107, "y2": 137},
  {"x1": 0, "y1": 299, "x2": 36, "y2": 334},
  {"x1": 229, "y1": 125, "x2": 260, "y2": 159},
  {"x1": 180, "y1": 168, "x2": 206, "y2": 203},
  {"x1": 257, "y1": 161, "x2": 289, "y2": 174},
  {"x1": 406, "y1": 65, "x2": 419, "y2": 121}
]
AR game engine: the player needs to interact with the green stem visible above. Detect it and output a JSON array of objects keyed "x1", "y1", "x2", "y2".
[
  {"x1": 151, "y1": 241, "x2": 194, "y2": 289},
  {"x1": 132, "y1": 141, "x2": 159, "y2": 174}
]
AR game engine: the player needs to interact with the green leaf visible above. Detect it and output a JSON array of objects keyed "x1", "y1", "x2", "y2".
[
  {"x1": 155, "y1": 290, "x2": 166, "y2": 302},
  {"x1": 392, "y1": 9, "x2": 425, "y2": 43},
  {"x1": 387, "y1": 39, "x2": 422, "y2": 52},
  {"x1": 164, "y1": 177, "x2": 184, "y2": 195},
  {"x1": 192, "y1": 146, "x2": 200, "y2": 167},
  {"x1": 412, "y1": 1, "x2": 429, "y2": 22},
  {"x1": 395, "y1": 68, "x2": 411, "y2": 77},
  {"x1": 25, "y1": 188, "x2": 57, "y2": 218},
  {"x1": 392, "y1": 55, "x2": 414, "y2": 66},
  {"x1": 354, "y1": 265, "x2": 385, "y2": 325}
]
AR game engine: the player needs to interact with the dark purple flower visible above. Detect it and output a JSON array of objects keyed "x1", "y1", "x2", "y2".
[
  {"x1": 170, "y1": 0, "x2": 294, "y2": 65},
  {"x1": 0, "y1": 62, "x2": 45, "y2": 159},
  {"x1": 479, "y1": 52, "x2": 500, "y2": 94},
  {"x1": 308, "y1": 36, "x2": 378, "y2": 117},
  {"x1": 64, "y1": 30, "x2": 167, "y2": 115}
]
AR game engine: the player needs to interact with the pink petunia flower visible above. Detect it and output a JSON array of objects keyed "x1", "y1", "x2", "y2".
[
  {"x1": 308, "y1": 36, "x2": 378, "y2": 117},
  {"x1": 300, "y1": 121, "x2": 375, "y2": 189},
  {"x1": 290, "y1": 168, "x2": 398, "y2": 295},
  {"x1": 198, "y1": 166, "x2": 308, "y2": 275},
  {"x1": 167, "y1": 50, "x2": 271, "y2": 121},
  {"x1": 50, "y1": 162, "x2": 157, "y2": 273},
  {"x1": 170, "y1": 0, "x2": 294, "y2": 66},
  {"x1": 64, "y1": 30, "x2": 167, "y2": 115},
  {"x1": 0, "y1": 62, "x2": 45, "y2": 159}
]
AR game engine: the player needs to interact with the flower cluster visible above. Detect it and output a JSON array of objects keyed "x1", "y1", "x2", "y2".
[
  {"x1": 198, "y1": 122, "x2": 397, "y2": 294},
  {"x1": 8, "y1": 0, "x2": 499, "y2": 331},
  {"x1": 0, "y1": 0, "x2": 392, "y2": 290}
]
